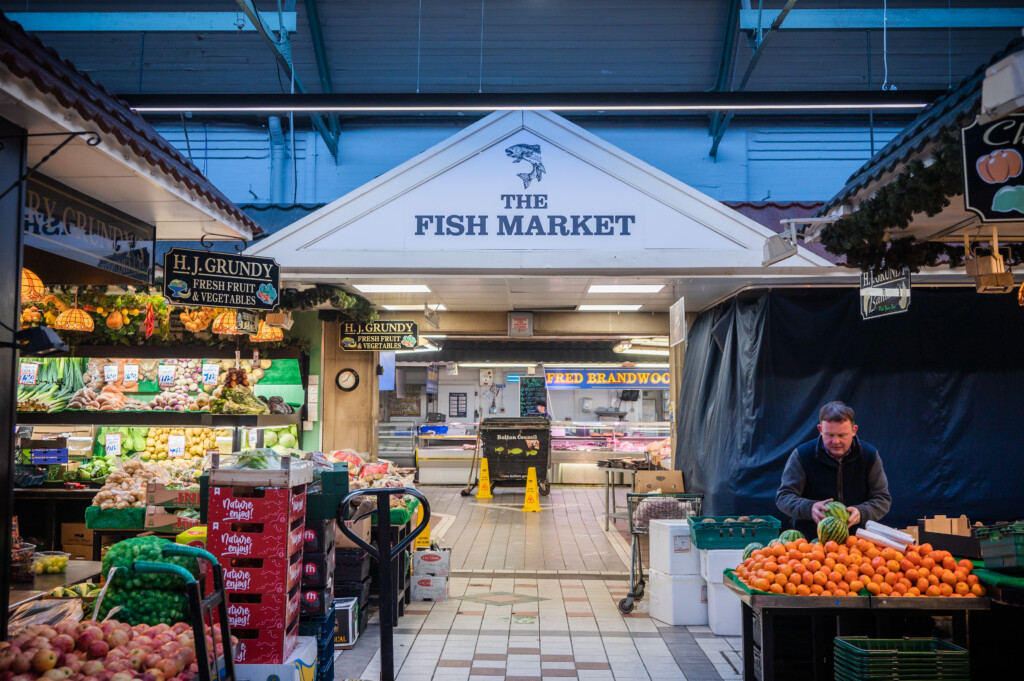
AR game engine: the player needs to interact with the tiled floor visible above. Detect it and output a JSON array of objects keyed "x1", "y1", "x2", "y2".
[{"x1": 334, "y1": 486, "x2": 742, "y2": 681}]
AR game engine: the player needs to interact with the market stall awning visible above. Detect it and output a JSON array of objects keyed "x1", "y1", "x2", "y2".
[{"x1": 0, "y1": 14, "x2": 260, "y2": 242}]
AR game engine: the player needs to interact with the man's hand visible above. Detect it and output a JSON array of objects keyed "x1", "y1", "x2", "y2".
[
  {"x1": 811, "y1": 498, "x2": 833, "y2": 522},
  {"x1": 846, "y1": 506, "x2": 861, "y2": 527}
]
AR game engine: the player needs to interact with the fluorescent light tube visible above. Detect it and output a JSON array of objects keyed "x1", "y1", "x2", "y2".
[
  {"x1": 353, "y1": 284, "x2": 431, "y2": 293},
  {"x1": 381, "y1": 304, "x2": 447, "y2": 311},
  {"x1": 578, "y1": 304, "x2": 644, "y2": 311},
  {"x1": 588, "y1": 285, "x2": 665, "y2": 294}
]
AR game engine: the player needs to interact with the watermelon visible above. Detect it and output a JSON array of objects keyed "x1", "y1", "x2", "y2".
[
  {"x1": 810, "y1": 538, "x2": 821, "y2": 544},
  {"x1": 779, "y1": 530, "x2": 804, "y2": 543},
  {"x1": 742, "y1": 542, "x2": 763, "y2": 561},
  {"x1": 817, "y1": 516, "x2": 849, "y2": 544},
  {"x1": 823, "y1": 501, "x2": 851, "y2": 524}
]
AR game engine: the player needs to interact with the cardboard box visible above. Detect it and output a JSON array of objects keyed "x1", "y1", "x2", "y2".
[
  {"x1": 410, "y1": 575, "x2": 449, "y2": 602},
  {"x1": 917, "y1": 516, "x2": 981, "y2": 559},
  {"x1": 209, "y1": 485, "x2": 307, "y2": 525},
  {"x1": 333, "y1": 597, "x2": 360, "y2": 649},
  {"x1": 226, "y1": 587, "x2": 301, "y2": 630},
  {"x1": 209, "y1": 517, "x2": 305, "y2": 560},
  {"x1": 302, "y1": 550, "x2": 336, "y2": 589},
  {"x1": 217, "y1": 551, "x2": 304, "y2": 594},
  {"x1": 633, "y1": 470, "x2": 685, "y2": 493},
  {"x1": 301, "y1": 578, "x2": 334, "y2": 617},
  {"x1": 145, "y1": 507, "x2": 203, "y2": 533},
  {"x1": 66, "y1": 545, "x2": 92, "y2": 561},
  {"x1": 147, "y1": 483, "x2": 202, "y2": 509},
  {"x1": 335, "y1": 516, "x2": 371, "y2": 549},
  {"x1": 61, "y1": 523, "x2": 93, "y2": 547},
  {"x1": 232, "y1": 618, "x2": 300, "y2": 665},
  {"x1": 303, "y1": 519, "x2": 336, "y2": 554},
  {"x1": 412, "y1": 548, "x2": 451, "y2": 576},
  {"x1": 234, "y1": 635, "x2": 315, "y2": 681}
]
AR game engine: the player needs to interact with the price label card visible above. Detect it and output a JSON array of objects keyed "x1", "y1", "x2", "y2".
[
  {"x1": 253, "y1": 350, "x2": 260, "y2": 366},
  {"x1": 18, "y1": 363, "x2": 38, "y2": 386},
  {"x1": 202, "y1": 363, "x2": 220, "y2": 387},
  {"x1": 103, "y1": 364, "x2": 119, "y2": 383},
  {"x1": 234, "y1": 350, "x2": 241, "y2": 368},
  {"x1": 168, "y1": 435, "x2": 186, "y2": 458},
  {"x1": 105, "y1": 433, "x2": 122, "y2": 457},
  {"x1": 158, "y1": 364, "x2": 176, "y2": 388},
  {"x1": 123, "y1": 364, "x2": 139, "y2": 382},
  {"x1": 246, "y1": 428, "x2": 258, "y2": 448}
]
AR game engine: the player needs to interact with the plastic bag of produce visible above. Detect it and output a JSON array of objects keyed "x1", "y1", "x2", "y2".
[
  {"x1": 96, "y1": 584, "x2": 189, "y2": 625},
  {"x1": 8, "y1": 598, "x2": 83, "y2": 635},
  {"x1": 632, "y1": 497, "x2": 689, "y2": 531},
  {"x1": 329, "y1": 449, "x2": 365, "y2": 474},
  {"x1": 101, "y1": 536, "x2": 199, "y2": 590}
]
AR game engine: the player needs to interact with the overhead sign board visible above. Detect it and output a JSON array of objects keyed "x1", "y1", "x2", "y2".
[
  {"x1": 508, "y1": 312, "x2": 534, "y2": 337},
  {"x1": 425, "y1": 364, "x2": 439, "y2": 395},
  {"x1": 340, "y1": 320, "x2": 419, "y2": 351},
  {"x1": 544, "y1": 366, "x2": 670, "y2": 390},
  {"x1": 860, "y1": 267, "x2": 911, "y2": 320},
  {"x1": 163, "y1": 248, "x2": 280, "y2": 310},
  {"x1": 962, "y1": 113, "x2": 1024, "y2": 222},
  {"x1": 23, "y1": 175, "x2": 155, "y2": 283}
]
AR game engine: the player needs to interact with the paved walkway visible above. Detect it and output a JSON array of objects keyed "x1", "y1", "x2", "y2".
[{"x1": 334, "y1": 486, "x2": 742, "y2": 681}]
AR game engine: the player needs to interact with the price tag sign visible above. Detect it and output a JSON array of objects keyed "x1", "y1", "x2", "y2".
[
  {"x1": 105, "y1": 433, "x2": 122, "y2": 457},
  {"x1": 18, "y1": 363, "x2": 38, "y2": 386},
  {"x1": 158, "y1": 364, "x2": 176, "y2": 388},
  {"x1": 246, "y1": 428, "x2": 258, "y2": 448},
  {"x1": 253, "y1": 350, "x2": 260, "y2": 366},
  {"x1": 202, "y1": 363, "x2": 220, "y2": 387},
  {"x1": 168, "y1": 435, "x2": 186, "y2": 458},
  {"x1": 123, "y1": 364, "x2": 139, "y2": 382},
  {"x1": 103, "y1": 364, "x2": 119, "y2": 383},
  {"x1": 234, "y1": 350, "x2": 241, "y2": 368}
]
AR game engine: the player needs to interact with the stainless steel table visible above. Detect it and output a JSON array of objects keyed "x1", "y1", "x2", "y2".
[
  {"x1": 8, "y1": 560, "x2": 102, "y2": 610},
  {"x1": 597, "y1": 465, "x2": 637, "y2": 531}
]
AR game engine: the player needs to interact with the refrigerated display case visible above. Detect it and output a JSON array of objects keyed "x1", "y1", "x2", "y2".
[
  {"x1": 550, "y1": 421, "x2": 670, "y2": 484},
  {"x1": 378, "y1": 421, "x2": 418, "y2": 467},
  {"x1": 415, "y1": 422, "x2": 479, "y2": 485}
]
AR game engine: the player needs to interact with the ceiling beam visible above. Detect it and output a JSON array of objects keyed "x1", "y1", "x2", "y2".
[
  {"x1": 740, "y1": 8, "x2": 1024, "y2": 31},
  {"x1": 304, "y1": 0, "x2": 341, "y2": 143},
  {"x1": 707, "y1": 0, "x2": 741, "y2": 143},
  {"x1": 6, "y1": 11, "x2": 296, "y2": 32}
]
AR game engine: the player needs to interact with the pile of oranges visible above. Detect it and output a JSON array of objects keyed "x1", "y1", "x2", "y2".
[{"x1": 734, "y1": 537, "x2": 987, "y2": 598}]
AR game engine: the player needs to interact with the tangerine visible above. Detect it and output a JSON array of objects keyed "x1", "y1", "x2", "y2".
[
  {"x1": 784, "y1": 583, "x2": 798, "y2": 595},
  {"x1": 848, "y1": 537, "x2": 860, "y2": 548},
  {"x1": 928, "y1": 574, "x2": 941, "y2": 587},
  {"x1": 940, "y1": 584, "x2": 954, "y2": 597},
  {"x1": 802, "y1": 571, "x2": 814, "y2": 586},
  {"x1": 921, "y1": 556, "x2": 936, "y2": 570},
  {"x1": 886, "y1": 560, "x2": 901, "y2": 573},
  {"x1": 796, "y1": 584, "x2": 811, "y2": 596},
  {"x1": 893, "y1": 582, "x2": 908, "y2": 595},
  {"x1": 754, "y1": 578, "x2": 770, "y2": 591},
  {"x1": 971, "y1": 584, "x2": 986, "y2": 597},
  {"x1": 879, "y1": 583, "x2": 894, "y2": 596},
  {"x1": 821, "y1": 590, "x2": 833, "y2": 597},
  {"x1": 967, "y1": 574, "x2": 980, "y2": 586},
  {"x1": 900, "y1": 559, "x2": 914, "y2": 572},
  {"x1": 810, "y1": 584, "x2": 824, "y2": 595},
  {"x1": 771, "y1": 544, "x2": 786, "y2": 557},
  {"x1": 906, "y1": 552, "x2": 922, "y2": 566},
  {"x1": 884, "y1": 572, "x2": 898, "y2": 586},
  {"x1": 953, "y1": 569, "x2": 967, "y2": 582},
  {"x1": 770, "y1": 583, "x2": 784, "y2": 594},
  {"x1": 926, "y1": 585, "x2": 942, "y2": 597},
  {"x1": 941, "y1": 570, "x2": 957, "y2": 586},
  {"x1": 942, "y1": 556, "x2": 958, "y2": 571},
  {"x1": 824, "y1": 557, "x2": 836, "y2": 569},
  {"x1": 860, "y1": 564, "x2": 876, "y2": 578},
  {"x1": 797, "y1": 542, "x2": 811, "y2": 553},
  {"x1": 872, "y1": 574, "x2": 885, "y2": 584},
  {"x1": 826, "y1": 581, "x2": 839, "y2": 592},
  {"x1": 906, "y1": 568, "x2": 920, "y2": 582},
  {"x1": 958, "y1": 559, "x2": 973, "y2": 571},
  {"x1": 824, "y1": 541, "x2": 840, "y2": 553},
  {"x1": 849, "y1": 580, "x2": 865, "y2": 593},
  {"x1": 917, "y1": 578, "x2": 930, "y2": 592},
  {"x1": 955, "y1": 582, "x2": 970, "y2": 595},
  {"x1": 775, "y1": 573, "x2": 788, "y2": 586},
  {"x1": 920, "y1": 543, "x2": 933, "y2": 554},
  {"x1": 789, "y1": 573, "x2": 802, "y2": 586},
  {"x1": 866, "y1": 582, "x2": 881, "y2": 595},
  {"x1": 789, "y1": 549, "x2": 802, "y2": 561},
  {"x1": 813, "y1": 571, "x2": 828, "y2": 586},
  {"x1": 808, "y1": 560, "x2": 822, "y2": 572},
  {"x1": 793, "y1": 563, "x2": 807, "y2": 575},
  {"x1": 779, "y1": 565, "x2": 793, "y2": 578}
]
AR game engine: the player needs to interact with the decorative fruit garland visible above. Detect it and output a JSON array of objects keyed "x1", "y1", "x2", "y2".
[{"x1": 819, "y1": 130, "x2": 1024, "y2": 272}]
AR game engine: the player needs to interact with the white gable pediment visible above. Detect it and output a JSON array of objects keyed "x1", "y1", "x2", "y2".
[{"x1": 249, "y1": 111, "x2": 830, "y2": 271}]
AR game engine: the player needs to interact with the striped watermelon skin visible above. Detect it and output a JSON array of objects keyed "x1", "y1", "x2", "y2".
[
  {"x1": 824, "y1": 501, "x2": 851, "y2": 524},
  {"x1": 742, "y1": 542, "x2": 763, "y2": 561},
  {"x1": 779, "y1": 530, "x2": 804, "y2": 543},
  {"x1": 817, "y1": 516, "x2": 849, "y2": 544}
]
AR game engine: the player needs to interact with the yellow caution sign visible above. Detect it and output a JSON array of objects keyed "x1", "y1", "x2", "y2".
[
  {"x1": 476, "y1": 457, "x2": 494, "y2": 499},
  {"x1": 522, "y1": 467, "x2": 541, "y2": 512},
  {"x1": 414, "y1": 503, "x2": 431, "y2": 550}
]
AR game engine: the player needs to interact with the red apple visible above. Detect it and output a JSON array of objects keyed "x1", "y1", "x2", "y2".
[
  {"x1": 32, "y1": 649, "x2": 58, "y2": 673},
  {"x1": 85, "y1": 641, "x2": 108, "y2": 661},
  {"x1": 51, "y1": 636, "x2": 75, "y2": 654}
]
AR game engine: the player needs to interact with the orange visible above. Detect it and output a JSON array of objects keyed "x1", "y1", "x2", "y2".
[
  {"x1": 955, "y1": 582, "x2": 970, "y2": 595},
  {"x1": 928, "y1": 574, "x2": 941, "y2": 587},
  {"x1": 906, "y1": 551, "x2": 922, "y2": 566},
  {"x1": 826, "y1": 581, "x2": 839, "y2": 592},
  {"x1": 870, "y1": 556, "x2": 885, "y2": 569},
  {"x1": 784, "y1": 583, "x2": 798, "y2": 595},
  {"x1": 813, "y1": 571, "x2": 828, "y2": 586},
  {"x1": 771, "y1": 543, "x2": 786, "y2": 557},
  {"x1": 859, "y1": 564, "x2": 875, "y2": 578},
  {"x1": 879, "y1": 583, "x2": 894, "y2": 596},
  {"x1": 942, "y1": 556, "x2": 958, "y2": 571},
  {"x1": 808, "y1": 559, "x2": 822, "y2": 572},
  {"x1": 898, "y1": 578, "x2": 912, "y2": 589},
  {"x1": 971, "y1": 584, "x2": 986, "y2": 597},
  {"x1": 838, "y1": 581, "x2": 850, "y2": 593},
  {"x1": 918, "y1": 566, "x2": 931, "y2": 578},
  {"x1": 821, "y1": 590, "x2": 833, "y2": 597},
  {"x1": 796, "y1": 584, "x2": 811, "y2": 596},
  {"x1": 917, "y1": 578, "x2": 930, "y2": 592},
  {"x1": 765, "y1": 561, "x2": 779, "y2": 573},
  {"x1": 796, "y1": 542, "x2": 811, "y2": 553},
  {"x1": 881, "y1": 547, "x2": 895, "y2": 561},
  {"x1": 886, "y1": 560, "x2": 901, "y2": 573},
  {"x1": 839, "y1": 554, "x2": 852, "y2": 567},
  {"x1": 834, "y1": 563, "x2": 848, "y2": 577},
  {"x1": 824, "y1": 557, "x2": 836, "y2": 570},
  {"x1": 900, "y1": 559, "x2": 914, "y2": 572},
  {"x1": 926, "y1": 585, "x2": 942, "y2": 597},
  {"x1": 850, "y1": 554, "x2": 864, "y2": 566},
  {"x1": 919, "y1": 543, "x2": 933, "y2": 554},
  {"x1": 770, "y1": 583, "x2": 784, "y2": 593},
  {"x1": 789, "y1": 549, "x2": 802, "y2": 561},
  {"x1": 907, "y1": 587, "x2": 921, "y2": 596},
  {"x1": 941, "y1": 570, "x2": 957, "y2": 586},
  {"x1": 824, "y1": 541, "x2": 840, "y2": 553},
  {"x1": 872, "y1": 574, "x2": 885, "y2": 584},
  {"x1": 865, "y1": 547, "x2": 881, "y2": 560},
  {"x1": 850, "y1": 537, "x2": 863, "y2": 549},
  {"x1": 866, "y1": 582, "x2": 881, "y2": 595},
  {"x1": 958, "y1": 558, "x2": 973, "y2": 571},
  {"x1": 884, "y1": 572, "x2": 899, "y2": 586},
  {"x1": 921, "y1": 556, "x2": 936, "y2": 570},
  {"x1": 779, "y1": 565, "x2": 793, "y2": 578},
  {"x1": 754, "y1": 578, "x2": 770, "y2": 591},
  {"x1": 789, "y1": 573, "x2": 802, "y2": 586},
  {"x1": 775, "y1": 573, "x2": 788, "y2": 586},
  {"x1": 833, "y1": 589, "x2": 848, "y2": 597},
  {"x1": 940, "y1": 584, "x2": 954, "y2": 597},
  {"x1": 802, "y1": 571, "x2": 815, "y2": 586},
  {"x1": 953, "y1": 569, "x2": 967, "y2": 583},
  {"x1": 793, "y1": 563, "x2": 807, "y2": 574},
  {"x1": 810, "y1": 584, "x2": 824, "y2": 595},
  {"x1": 906, "y1": 568, "x2": 920, "y2": 582},
  {"x1": 849, "y1": 580, "x2": 865, "y2": 593},
  {"x1": 967, "y1": 574, "x2": 980, "y2": 586},
  {"x1": 893, "y1": 582, "x2": 908, "y2": 595},
  {"x1": 877, "y1": 566, "x2": 890, "y2": 577}
]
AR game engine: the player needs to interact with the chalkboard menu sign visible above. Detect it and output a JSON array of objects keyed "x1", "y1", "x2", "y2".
[{"x1": 520, "y1": 376, "x2": 547, "y2": 417}]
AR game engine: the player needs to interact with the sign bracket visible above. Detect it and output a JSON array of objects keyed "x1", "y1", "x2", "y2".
[{"x1": 0, "y1": 131, "x2": 101, "y2": 202}]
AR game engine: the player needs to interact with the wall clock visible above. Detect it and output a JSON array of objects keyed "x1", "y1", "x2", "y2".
[{"x1": 336, "y1": 368, "x2": 360, "y2": 392}]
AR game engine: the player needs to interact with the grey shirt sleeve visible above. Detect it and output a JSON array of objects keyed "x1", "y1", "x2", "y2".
[
  {"x1": 854, "y1": 455, "x2": 892, "y2": 523},
  {"x1": 776, "y1": 450, "x2": 815, "y2": 520}
]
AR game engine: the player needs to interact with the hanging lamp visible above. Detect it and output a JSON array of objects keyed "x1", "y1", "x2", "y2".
[
  {"x1": 20, "y1": 268, "x2": 45, "y2": 303},
  {"x1": 249, "y1": 320, "x2": 284, "y2": 343},
  {"x1": 212, "y1": 310, "x2": 241, "y2": 335},
  {"x1": 54, "y1": 299, "x2": 94, "y2": 332}
]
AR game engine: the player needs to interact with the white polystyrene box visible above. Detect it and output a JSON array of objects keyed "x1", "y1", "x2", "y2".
[
  {"x1": 649, "y1": 519, "x2": 700, "y2": 575},
  {"x1": 648, "y1": 568, "x2": 708, "y2": 626},
  {"x1": 707, "y1": 582, "x2": 743, "y2": 636},
  {"x1": 699, "y1": 548, "x2": 745, "y2": 584}
]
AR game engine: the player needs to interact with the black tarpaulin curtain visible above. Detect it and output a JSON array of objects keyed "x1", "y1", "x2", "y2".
[{"x1": 676, "y1": 289, "x2": 1024, "y2": 527}]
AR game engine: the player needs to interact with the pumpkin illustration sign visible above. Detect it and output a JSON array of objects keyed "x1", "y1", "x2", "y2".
[{"x1": 962, "y1": 113, "x2": 1024, "y2": 222}]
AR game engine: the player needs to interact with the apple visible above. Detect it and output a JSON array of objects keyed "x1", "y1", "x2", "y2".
[
  {"x1": 106, "y1": 630, "x2": 129, "y2": 649},
  {"x1": 38, "y1": 627, "x2": 58, "y2": 640},
  {"x1": 75, "y1": 630, "x2": 101, "y2": 653},
  {"x1": 51, "y1": 636, "x2": 75, "y2": 654},
  {"x1": 42, "y1": 669, "x2": 69, "y2": 680},
  {"x1": 85, "y1": 641, "x2": 108, "y2": 661},
  {"x1": 110, "y1": 674, "x2": 133, "y2": 681},
  {"x1": 32, "y1": 649, "x2": 58, "y2": 673}
]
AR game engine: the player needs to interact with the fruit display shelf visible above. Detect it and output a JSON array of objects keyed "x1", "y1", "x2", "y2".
[
  {"x1": 17, "y1": 412, "x2": 302, "y2": 427},
  {"x1": 8, "y1": 559, "x2": 102, "y2": 609}
]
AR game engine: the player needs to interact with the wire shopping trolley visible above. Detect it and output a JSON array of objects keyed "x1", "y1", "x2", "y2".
[{"x1": 619, "y1": 492, "x2": 703, "y2": 614}]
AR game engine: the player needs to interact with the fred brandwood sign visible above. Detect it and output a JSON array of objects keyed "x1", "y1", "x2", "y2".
[
  {"x1": 962, "y1": 113, "x2": 1024, "y2": 222},
  {"x1": 340, "y1": 320, "x2": 418, "y2": 351},
  {"x1": 544, "y1": 367, "x2": 670, "y2": 390},
  {"x1": 163, "y1": 248, "x2": 280, "y2": 311},
  {"x1": 23, "y1": 175, "x2": 155, "y2": 283},
  {"x1": 860, "y1": 267, "x2": 911, "y2": 320}
]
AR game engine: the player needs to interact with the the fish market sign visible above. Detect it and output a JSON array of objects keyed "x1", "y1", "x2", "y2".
[
  {"x1": 413, "y1": 142, "x2": 637, "y2": 240},
  {"x1": 163, "y1": 248, "x2": 280, "y2": 311}
]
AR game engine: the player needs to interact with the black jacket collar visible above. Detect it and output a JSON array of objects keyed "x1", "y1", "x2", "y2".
[{"x1": 815, "y1": 435, "x2": 862, "y2": 466}]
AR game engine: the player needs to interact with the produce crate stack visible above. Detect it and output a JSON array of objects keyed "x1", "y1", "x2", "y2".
[
  {"x1": 300, "y1": 516, "x2": 336, "y2": 654},
  {"x1": 833, "y1": 637, "x2": 970, "y2": 681},
  {"x1": 412, "y1": 546, "x2": 451, "y2": 602},
  {"x1": 207, "y1": 480, "x2": 307, "y2": 665},
  {"x1": 648, "y1": 519, "x2": 707, "y2": 626},
  {"x1": 145, "y1": 482, "x2": 203, "y2": 534},
  {"x1": 298, "y1": 610, "x2": 337, "y2": 681},
  {"x1": 335, "y1": 546, "x2": 372, "y2": 634},
  {"x1": 368, "y1": 517, "x2": 413, "y2": 619}
]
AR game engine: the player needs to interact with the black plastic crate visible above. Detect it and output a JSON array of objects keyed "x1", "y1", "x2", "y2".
[
  {"x1": 298, "y1": 612, "x2": 335, "y2": 637},
  {"x1": 335, "y1": 547, "x2": 371, "y2": 582},
  {"x1": 336, "y1": 576, "x2": 371, "y2": 605},
  {"x1": 358, "y1": 603, "x2": 370, "y2": 633},
  {"x1": 479, "y1": 417, "x2": 551, "y2": 484},
  {"x1": 317, "y1": 658, "x2": 334, "y2": 681}
]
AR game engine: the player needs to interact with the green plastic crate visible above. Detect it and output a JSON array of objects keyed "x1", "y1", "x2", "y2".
[
  {"x1": 833, "y1": 638, "x2": 969, "y2": 681},
  {"x1": 686, "y1": 515, "x2": 781, "y2": 549},
  {"x1": 975, "y1": 523, "x2": 1024, "y2": 569}
]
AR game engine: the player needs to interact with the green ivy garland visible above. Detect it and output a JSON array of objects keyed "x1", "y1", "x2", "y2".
[
  {"x1": 819, "y1": 130, "x2": 1024, "y2": 272},
  {"x1": 278, "y1": 284, "x2": 378, "y2": 324}
]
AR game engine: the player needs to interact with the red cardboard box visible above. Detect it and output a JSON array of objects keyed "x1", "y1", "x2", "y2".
[
  {"x1": 215, "y1": 551, "x2": 303, "y2": 594},
  {"x1": 302, "y1": 550, "x2": 336, "y2": 589},
  {"x1": 301, "y1": 577, "x2": 334, "y2": 617},
  {"x1": 208, "y1": 485, "x2": 306, "y2": 525},
  {"x1": 232, "y1": 617, "x2": 299, "y2": 665},
  {"x1": 303, "y1": 519, "x2": 336, "y2": 553},
  {"x1": 209, "y1": 517, "x2": 304, "y2": 559},
  {"x1": 226, "y1": 586, "x2": 300, "y2": 630}
]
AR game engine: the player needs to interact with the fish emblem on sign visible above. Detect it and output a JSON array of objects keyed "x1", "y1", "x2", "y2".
[{"x1": 505, "y1": 143, "x2": 546, "y2": 188}]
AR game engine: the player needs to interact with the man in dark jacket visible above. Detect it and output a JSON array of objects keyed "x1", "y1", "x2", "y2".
[{"x1": 776, "y1": 401, "x2": 892, "y2": 538}]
